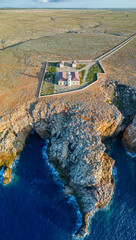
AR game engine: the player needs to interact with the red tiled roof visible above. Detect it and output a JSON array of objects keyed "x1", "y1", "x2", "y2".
[
  {"x1": 58, "y1": 72, "x2": 67, "y2": 81},
  {"x1": 58, "y1": 72, "x2": 80, "y2": 82},
  {"x1": 71, "y1": 72, "x2": 80, "y2": 81}
]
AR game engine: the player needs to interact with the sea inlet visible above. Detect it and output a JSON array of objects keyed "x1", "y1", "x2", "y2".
[{"x1": 0, "y1": 132, "x2": 136, "y2": 240}]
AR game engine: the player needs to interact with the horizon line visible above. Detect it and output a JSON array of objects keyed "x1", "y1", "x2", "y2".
[{"x1": 0, "y1": 7, "x2": 136, "y2": 10}]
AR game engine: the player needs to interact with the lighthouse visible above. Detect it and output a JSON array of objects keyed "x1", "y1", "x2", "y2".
[{"x1": 67, "y1": 72, "x2": 71, "y2": 86}]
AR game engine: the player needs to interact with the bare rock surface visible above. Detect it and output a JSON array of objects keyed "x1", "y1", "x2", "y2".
[
  {"x1": 122, "y1": 115, "x2": 136, "y2": 154},
  {"x1": 0, "y1": 81, "x2": 123, "y2": 236}
]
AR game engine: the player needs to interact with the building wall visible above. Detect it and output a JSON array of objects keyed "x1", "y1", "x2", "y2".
[
  {"x1": 58, "y1": 81, "x2": 67, "y2": 85},
  {"x1": 71, "y1": 81, "x2": 80, "y2": 85},
  {"x1": 72, "y1": 64, "x2": 76, "y2": 68},
  {"x1": 58, "y1": 81, "x2": 80, "y2": 86},
  {"x1": 60, "y1": 64, "x2": 64, "y2": 68}
]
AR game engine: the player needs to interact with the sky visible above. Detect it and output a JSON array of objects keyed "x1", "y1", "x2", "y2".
[{"x1": 0, "y1": 0, "x2": 136, "y2": 9}]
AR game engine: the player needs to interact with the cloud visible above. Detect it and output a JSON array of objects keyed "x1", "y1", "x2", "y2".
[
  {"x1": 38, "y1": 0, "x2": 67, "y2": 3},
  {"x1": 38, "y1": 0, "x2": 49, "y2": 3}
]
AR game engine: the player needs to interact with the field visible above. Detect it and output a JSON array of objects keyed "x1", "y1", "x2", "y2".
[
  {"x1": 0, "y1": 9, "x2": 136, "y2": 116},
  {"x1": 101, "y1": 38, "x2": 136, "y2": 89}
]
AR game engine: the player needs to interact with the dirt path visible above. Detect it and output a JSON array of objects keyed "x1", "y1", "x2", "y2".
[
  {"x1": 39, "y1": 34, "x2": 136, "y2": 97},
  {"x1": 80, "y1": 61, "x2": 96, "y2": 83}
]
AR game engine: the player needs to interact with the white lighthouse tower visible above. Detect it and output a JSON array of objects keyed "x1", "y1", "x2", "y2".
[{"x1": 67, "y1": 72, "x2": 71, "y2": 86}]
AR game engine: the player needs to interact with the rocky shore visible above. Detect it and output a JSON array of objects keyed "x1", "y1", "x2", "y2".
[
  {"x1": 0, "y1": 79, "x2": 135, "y2": 237},
  {"x1": 122, "y1": 115, "x2": 136, "y2": 154}
]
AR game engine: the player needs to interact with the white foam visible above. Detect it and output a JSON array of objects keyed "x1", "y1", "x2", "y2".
[
  {"x1": 7, "y1": 155, "x2": 21, "y2": 184},
  {"x1": 67, "y1": 194, "x2": 76, "y2": 205},
  {"x1": 10, "y1": 155, "x2": 20, "y2": 170},
  {"x1": 112, "y1": 166, "x2": 118, "y2": 183},
  {"x1": 0, "y1": 166, "x2": 4, "y2": 183},
  {"x1": 42, "y1": 140, "x2": 64, "y2": 187},
  {"x1": 42, "y1": 141, "x2": 83, "y2": 233},
  {"x1": 126, "y1": 151, "x2": 136, "y2": 158},
  {"x1": 72, "y1": 235, "x2": 84, "y2": 240},
  {"x1": 67, "y1": 194, "x2": 82, "y2": 228},
  {"x1": 102, "y1": 198, "x2": 113, "y2": 211}
]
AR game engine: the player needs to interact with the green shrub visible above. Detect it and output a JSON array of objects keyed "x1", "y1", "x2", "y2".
[
  {"x1": 112, "y1": 97, "x2": 123, "y2": 110},
  {"x1": 80, "y1": 70, "x2": 86, "y2": 84},
  {"x1": 86, "y1": 63, "x2": 103, "y2": 83},
  {"x1": 47, "y1": 65, "x2": 56, "y2": 73}
]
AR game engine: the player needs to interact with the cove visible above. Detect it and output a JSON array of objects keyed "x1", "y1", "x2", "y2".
[
  {"x1": 0, "y1": 132, "x2": 81, "y2": 240},
  {"x1": 0, "y1": 132, "x2": 136, "y2": 240}
]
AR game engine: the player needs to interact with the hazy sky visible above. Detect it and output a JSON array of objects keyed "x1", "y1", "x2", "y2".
[{"x1": 0, "y1": 0, "x2": 136, "y2": 8}]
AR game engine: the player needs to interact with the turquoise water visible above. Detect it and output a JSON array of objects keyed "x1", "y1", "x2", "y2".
[{"x1": 0, "y1": 132, "x2": 136, "y2": 240}]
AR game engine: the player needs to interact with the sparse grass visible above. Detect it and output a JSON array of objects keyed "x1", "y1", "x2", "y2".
[
  {"x1": 0, "y1": 9, "x2": 135, "y2": 50},
  {"x1": 106, "y1": 89, "x2": 123, "y2": 111},
  {"x1": 40, "y1": 81, "x2": 46, "y2": 96},
  {"x1": 101, "y1": 38, "x2": 136, "y2": 89},
  {"x1": 112, "y1": 97, "x2": 123, "y2": 110},
  {"x1": 40, "y1": 67, "x2": 56, "y2": 95},
  {"x1": 86, "y1": 63, "x2": 104, "y2": 83},
  {"x1": 0, "y1": 9, "x2": 136, "y2": 115},
  {"x1": 40, "y1": 79, "x2": 55, "y2": 96}
]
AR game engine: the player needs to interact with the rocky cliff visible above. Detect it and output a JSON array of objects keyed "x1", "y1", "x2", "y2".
[
  {"x1": 122, "y1": 114, "x2": 136, "y2": 154},
  {"x1": 0, "y1": 81, "x2": 123, "y2": 236}
]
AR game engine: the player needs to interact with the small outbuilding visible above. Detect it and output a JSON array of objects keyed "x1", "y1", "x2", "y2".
[
  {"x1": 72, "y1": 60, "x2": 77, "y2": 68},
  {"x1": 59, "y1": 61, "x2": 64, "y2": 68}
]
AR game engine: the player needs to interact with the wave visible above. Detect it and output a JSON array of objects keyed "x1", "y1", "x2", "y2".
[
  {"x1": 8, "y1": 155, "x2": 21, "y2": 184},
  {"x1": 67, "y1": 194, "x2": 82, "y2": 229},
  {"x1": 112, "y1": 166, "x2": 118, "y2": 183},
  {"x1": 42, "y1": 140, "x2": 64, "y2": 188},
  {"x1": 0, "y1": 166, "x2": 4, "y2": 183},
  {"x1": 126, "y1": 151, "x2": 136, "y2": 159},
  {"x1": 102, "y1": 198, "x2": 114, "y2": 211},
  {"x1": 42, "y1": 141, "x2": 83, "y2": 235},
  {"x1": 10, "y1": 155, "x2": 20, "y2": 170}
]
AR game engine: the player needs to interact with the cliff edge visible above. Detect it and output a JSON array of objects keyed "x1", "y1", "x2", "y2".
[
  {"x1": 122, "y1": 115, "x2": 136, "y2": 154},
  {"x1": 0, "y1": 80, "x2": 123, "y2": 236}
]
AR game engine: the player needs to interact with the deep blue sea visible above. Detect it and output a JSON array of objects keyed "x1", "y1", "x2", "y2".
[{"x1": 0, "y1": 132, "x2": 136, "y2": 240}]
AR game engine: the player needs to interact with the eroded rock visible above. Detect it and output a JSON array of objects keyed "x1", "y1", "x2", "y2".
[
  {"x1": 122, "y1": 115, "x2": 136, "y2": 154},
  {"x1": 0, "y1": 90, "x2": 123, "y2": 236}
]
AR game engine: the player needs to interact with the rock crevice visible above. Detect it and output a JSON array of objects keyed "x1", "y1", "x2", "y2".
[{"x1": 0, "y1": 97, "x2": 123, "y2": 236}]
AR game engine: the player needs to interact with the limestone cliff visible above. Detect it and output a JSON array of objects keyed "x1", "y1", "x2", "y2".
[
  {"x1": 122, "y1": 114, "x2": 136, "y2": 154},
  {"x1": 0, "y1": 87, "x2": 123, "y2": 237}
]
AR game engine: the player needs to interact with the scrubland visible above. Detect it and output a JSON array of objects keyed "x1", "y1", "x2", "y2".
[
  {"x1": 0, "y1": 9, "x2": 135, "y2": 116},
  {"x1": 101, "y1": 38, "x2": 136, "y2": 89}
]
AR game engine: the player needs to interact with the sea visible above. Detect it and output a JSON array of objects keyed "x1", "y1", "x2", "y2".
[{"x1": 0, "y1": 131, "x2": 136, "y2": 240}]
